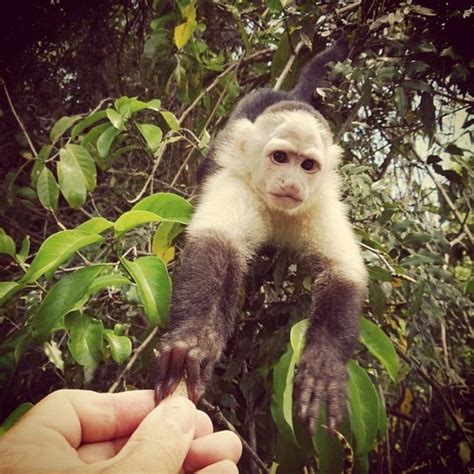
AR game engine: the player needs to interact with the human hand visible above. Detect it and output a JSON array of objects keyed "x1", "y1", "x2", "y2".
[{"x1": 0, "y1": 389, "x2": 242, "y2": 473}]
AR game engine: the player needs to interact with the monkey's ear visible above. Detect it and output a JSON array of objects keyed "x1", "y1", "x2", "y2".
[
  {"x1": 216, "y1": 118, "x2": 256, "y2": 173},
  {"x1": 232, "y1": 119, "x2": 255, "y2": 155},
  {"x1": 327, "y1": 144, "x2": 343, "y2": 168}
]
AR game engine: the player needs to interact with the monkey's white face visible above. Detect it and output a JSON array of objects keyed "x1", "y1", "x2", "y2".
[
  {"x1": 253, "y1": 148, "x2": 319, "y2": 211},
  {"x1": 248, "y1": 111, "x2": 336, "y2": 213}
]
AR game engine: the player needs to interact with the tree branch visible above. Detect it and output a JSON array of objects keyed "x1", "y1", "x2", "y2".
[
  {"x1": 108, "y1": 327, "x2": 158, "y2": 393},
  {"x1": 0, "y1": 76, "x2": 38, "y2": 157},
  {"x1": 200, "y1": 399, "x2": 270, "y2": 473}
]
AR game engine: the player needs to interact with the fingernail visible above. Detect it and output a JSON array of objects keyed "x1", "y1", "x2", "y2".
[{"x1": 164, "y1": 397, "x2": 195, "y2": 433}]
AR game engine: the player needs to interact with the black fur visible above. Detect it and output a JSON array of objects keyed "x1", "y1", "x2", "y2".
[
  {"x1": 294, "y1": 255, "x2": 364, "y2": 433},
  {"x1": 231, "y1": 38, "x2": 348, "y2": 122},
  {"x1": 154, "y1": 232, "x2": 245, "y2": 404}
]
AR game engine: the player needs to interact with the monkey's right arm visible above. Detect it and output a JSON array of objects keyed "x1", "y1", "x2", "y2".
[{"x1": 154, "y1": 171, "x2": 266, "y2": 404}]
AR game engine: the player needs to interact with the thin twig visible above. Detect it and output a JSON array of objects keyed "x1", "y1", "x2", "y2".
[
  {"x1": 360, "y1": 242, "x2": 417, "y2": 283},
  {"x1": 335, "y1": 93, "x2": 366, "y2": 143},
  {"x1": 395, "y1": 346, "x2": 471, "y2": 447},
  {"x1": 273, "y1": 40, "x2": 305, "y2": 91},
  {"x1": 179, "y1": 49, "x2": 271, "y2": 124},
  {"x1": 200, "y1": 399, "x2": 270, "y2": 473},
  {"x1": 411, "y1": 144, "x2": 474, "y2": 246},
  {"x1": 108, "y1": 327, "x2": 159, "y2": 393},
  {"x1": 127, "y1": 142, "x2": 168, "y2": 203},
  {"x1": 0, "y1": 76, "x2": 38, "y2": 157},
  {"x1": 336, "y1": 0, "x2": 362, "y2": 15}
]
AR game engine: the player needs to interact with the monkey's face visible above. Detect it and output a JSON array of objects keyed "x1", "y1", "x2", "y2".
[
  {"x1": 253, "y1": 148, "x2": 320, "y2": 211},
  {"x1": 249, "y1": 112, "x2": 333, "y2": 213}
]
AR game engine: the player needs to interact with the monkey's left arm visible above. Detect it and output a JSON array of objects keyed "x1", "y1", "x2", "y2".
[{"x1": 294, "y1": 229, "x2": 366, "y2": 434}]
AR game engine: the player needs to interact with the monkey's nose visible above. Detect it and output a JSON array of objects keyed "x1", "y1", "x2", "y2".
[
  {"x1": 279, "y1": 181, "x2": 299, "y2": 193},
  {"x1": 278, "y1": 182, "x2": 302, "y2": 201}
]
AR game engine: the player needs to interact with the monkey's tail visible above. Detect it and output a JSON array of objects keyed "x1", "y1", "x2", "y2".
[{"x1": 290, "y1": 37, "x2": 349, "y2": 105}]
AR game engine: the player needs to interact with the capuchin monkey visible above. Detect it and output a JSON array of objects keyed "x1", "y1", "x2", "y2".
[{"x1": 154, "y1": 38, "x2": 368, "y2": 435}]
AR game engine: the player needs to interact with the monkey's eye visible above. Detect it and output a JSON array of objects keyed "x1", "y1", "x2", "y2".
[
  {"x1": 301, "y1": 159, "x2": 318, "y2": 172},
  {"x1": 272, "y1": 151, "x2": 288, "y2": 164}
]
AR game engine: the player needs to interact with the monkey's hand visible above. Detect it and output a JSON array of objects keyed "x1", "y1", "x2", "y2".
[
  {"x1": 293, "y1": 345, "x2": 348, "y2": 436},
  {"x1": 154, "y1": 328, "x2": 224, "y2": 404}
]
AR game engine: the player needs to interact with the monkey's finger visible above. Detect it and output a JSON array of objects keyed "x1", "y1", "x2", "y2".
[
  {"x1": 186, "y1": 348, "x2": 204, "y2": 404},
  {"x1": 294, "y1": 370, "x2": 316, "y2": 420},
  {"x1": 305, "y1": 385, "x2": 324, "y2": 436},
  {"x1": 327, "y1": 377, "x2": 347, "y2": 430},
  {"x1": 298, "y1": 375, "x2": 323, "y2": 428},
  {"x1": 162, "y1": 344, "x2": 189, "y2": 398},
  {"x1": 154, "y1": 347, "x2": 173, "y2": 403}
]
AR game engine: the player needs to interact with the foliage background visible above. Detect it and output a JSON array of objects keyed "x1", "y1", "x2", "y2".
[{"x1": 0, "y1": 0, "x2": 472, "y2": 472}]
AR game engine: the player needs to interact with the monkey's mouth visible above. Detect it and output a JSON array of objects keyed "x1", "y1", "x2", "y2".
[{"x1": 269, "y1": 192, "x2": 303, "y2": 203}]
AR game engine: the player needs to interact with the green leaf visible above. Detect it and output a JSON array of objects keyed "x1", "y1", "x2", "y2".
[
  {"x1": 50, "y1": 115, "x2": 82, "y2": 142},
  {"x1": 367, "y1": 265, "x2": 392, "y2": 282},
  {"x1": 16, "y1": 236, "x2": 30, "y2": 265},
  {"x1": 88, "y1": 273, "x2": 131, "y2": 295},
  {"x1": 160, "y1": 111, "x2": 180, "y2": 131},
  {"x1": 121, "y1": 256, "x2": 171, "y2": 326},
  {"x1": 404, "y1": 80, "x2": 432, "y2": 93},
  {"x1": 347, "y1": 360, "x2": 380, "y2": 455},
  {"x1": 97, "y1": 126, "x2": 121, "y2": 158},
  {"x1": 58, "y1": 147, "x2": 91, "y2": 209},
  {"x1": 271, "y1": 319, "x2": 310, "y2": 448},
  {"x1": 65, "y1": 312, "x2": 104, "y2": 367},
  {"x1": 76, "y1": 217, "x2": 114, "y2": 234},
  {"x1": 20, "y1": 230, "x2": 103, "y2": 284},
  {"x1": 31, "y1": 145, "x2": 52, "y2": 186},
  {"x1": 376, "y1": 388, "x2": 388, "y2": 438},
  {"x1": 68, "y1": 144, "x2": 97, "y2": 191},
  {"x1": 81, "y1": 122, "x2": 111, "y2": 146},
  {"x1": 71, "y1": 110, "x2": 108, "y2": 139},
  {"x1": 114, "y1": 96, "x2": 131, "y2": 111},
  {"x1": 114, "y1": 210, "x2": 169, "y2": 234},
  {"x1": 360, "y1": 318, "x2": 399, "y2": 382},
  {"x1": 403, "y1": 231, "x2": 432, "y2": 245},
  {"x1": 267, "y1": 0, "x2": 283, "y2": 12},
  {"x1": 137, "y1": 123, "x2": 163, "y2": 152},
  {"x1": 152, "y1": 221, "x2": 183, "y2": 262},
  {"x1": 132, "y1": 192, "x2": 193, "y2": 223},
  {"x1": 106, "y1": 108, "x2": 124, "y2": 129},
  {"x1": 129, "y1": 99, "x2": 148, "y2": 114},
  {"x1": 32, "y1": 265, "x2": 106, "y2": 342},
  {"x1": 290, "y1": 319, "x2": 308, "y2": 359},
  {"x1": 271, "y1": 346, "x2": 299, "y2": 446},
  {"x1": 104, "y1": 329, "x2": 132, "y2": 364},
  {"x1": 146, "y1": 99, "x2": 161, "y2": 111},
  {"x1": 0, "y1": 281, "x2": 22, "y2": 306},
  {"x1": 313, "y1": 408, "x2": 347, "y2": 474},
  {"x1": 36, "y1": 167, "x2": 59, "y2": 211},
  {"x1": 0, "y1": 403, "x2": 33, "y2": 431},
  {"x1": 274, "y1": 435, "x2": 309, "y2": 474},
  {"x1": 0, "y1": 228, "x2": 16, "y2": 258},
  {"x1": 394, "y1": 87, "x2": 408, "y2": 117}
]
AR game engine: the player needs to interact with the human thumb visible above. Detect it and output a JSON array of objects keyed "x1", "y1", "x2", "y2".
[{"x1": 104, "y1": 396, "x2": 196, "y2": 473}]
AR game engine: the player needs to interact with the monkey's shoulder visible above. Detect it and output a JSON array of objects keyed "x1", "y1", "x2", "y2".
[{"x1": 230, "y1": 88, "x2": 292, "y2": 122}]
